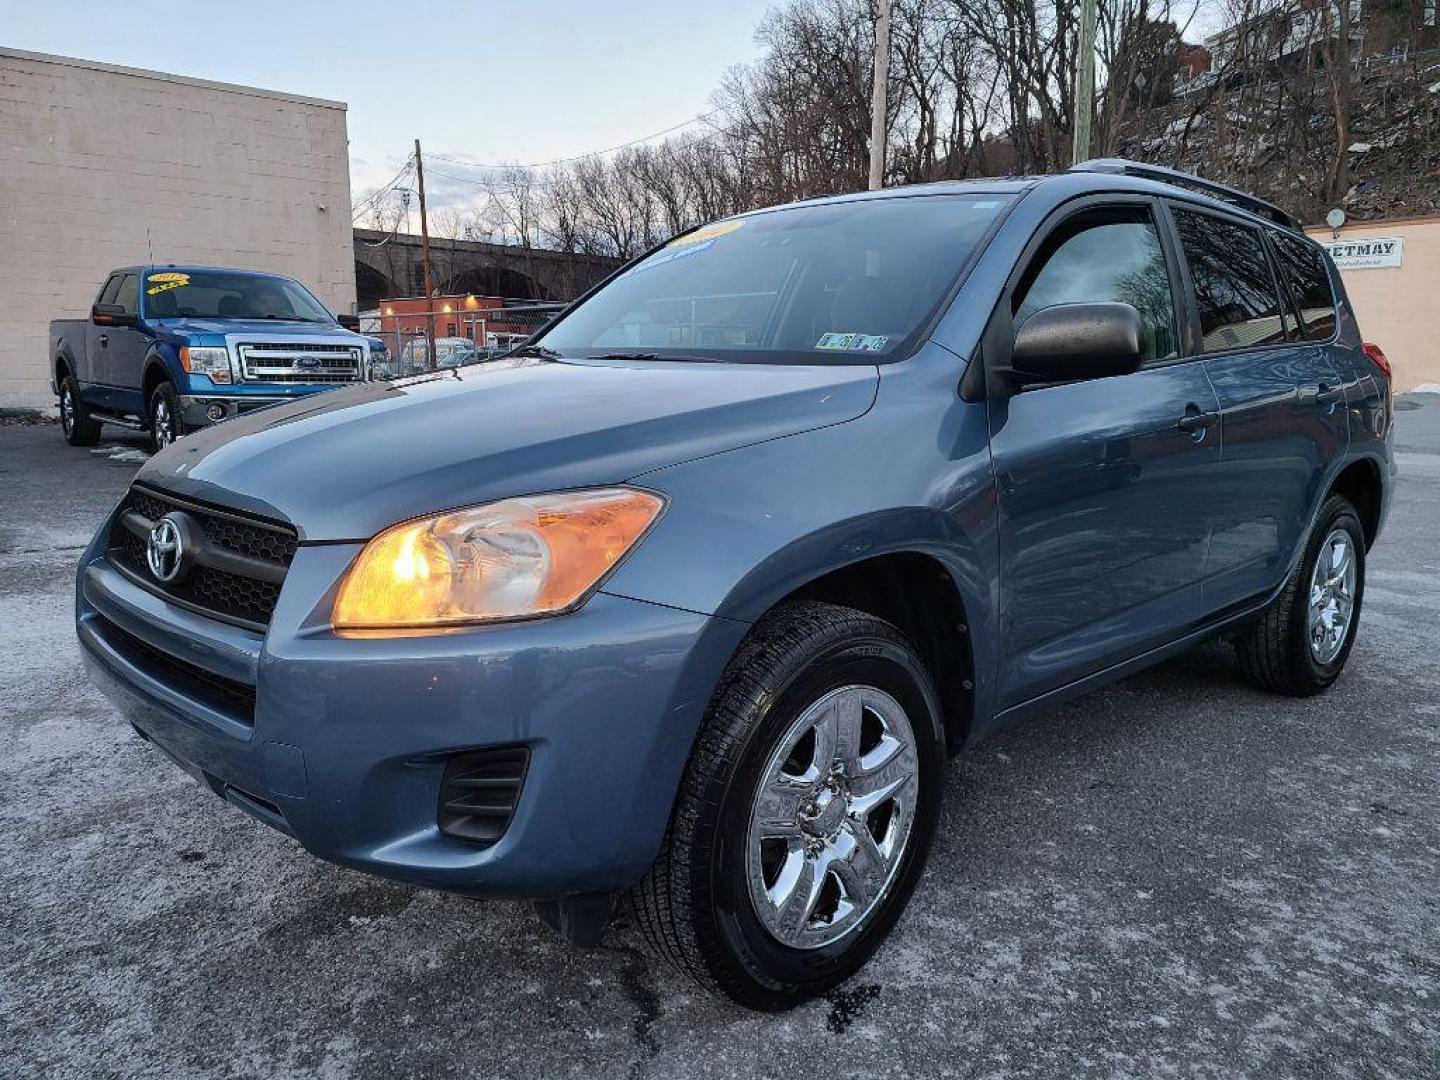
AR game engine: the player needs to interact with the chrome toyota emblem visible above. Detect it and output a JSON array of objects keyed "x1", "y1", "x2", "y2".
[{"x1": 146, "y1": 515, "x2": 184, "y2": 583}]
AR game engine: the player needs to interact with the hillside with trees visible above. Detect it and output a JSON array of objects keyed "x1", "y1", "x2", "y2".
[{"x1": 356, "y1": 0, "x2": 1440, "y2": 260}]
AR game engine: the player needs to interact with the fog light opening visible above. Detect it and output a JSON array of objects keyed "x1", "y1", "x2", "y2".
[{"x1": 206, "y1": 403, "x2": 227, "y2": 422}]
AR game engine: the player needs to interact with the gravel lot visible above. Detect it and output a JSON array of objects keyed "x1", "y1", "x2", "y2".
[{"x1": 3, "y1": 398, "x2": 1438, "y2": 1079}]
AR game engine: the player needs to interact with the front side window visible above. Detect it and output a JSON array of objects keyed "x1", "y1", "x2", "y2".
[
  {"x1": 1271, "y1": 233, "x2": 1338, "y2": 340},
  {"x1": 113, "y1": 274, "x2": 140, "y2": 316},
  {"x1": 1173, "y1": 209, "x2": 1288, "y2": 352},
  {"x1": 1013, "y1": 206, "x2": 1179, "y2": 363},
  {"x1": 141, "y1": 270, "x2": 332, "y2": 322},
  {"x1": 538, "y1": 194, "x2": 1015, "y2": 363}
]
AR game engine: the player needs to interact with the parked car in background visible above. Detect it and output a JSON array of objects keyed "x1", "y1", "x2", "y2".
[
  {"x1": 76, "y1": 161, "x2": 1392, "y2": 1010},
  {"x1": 49, "y1": 266, "x2": 374, "y2": 449},
  {"x1": 376, "y1": 336, "x2": 483, "y2": 379}
]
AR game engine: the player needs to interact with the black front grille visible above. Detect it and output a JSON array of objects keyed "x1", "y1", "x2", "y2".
[
  {"x1": 108, "y1": 484, "x2": 297, "y2": 630},
  {"x1": 437, "y1": 747, "x2": 530, "y2": 846},
  {"x1": 96, "y1": 615, "x2": 256, "y2": 724}
]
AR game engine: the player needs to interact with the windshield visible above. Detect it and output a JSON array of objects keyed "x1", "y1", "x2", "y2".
[
  {"x1": 142, "y1": 270, "x2": 333, "y2": 322},
  {"x1": 537, "y1": 194, "x2": 1013, "y2": 363}
]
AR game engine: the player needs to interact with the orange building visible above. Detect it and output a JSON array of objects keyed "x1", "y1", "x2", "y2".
[{"x1": 376, "y1": 294, "x2": 522, "y2": 344}]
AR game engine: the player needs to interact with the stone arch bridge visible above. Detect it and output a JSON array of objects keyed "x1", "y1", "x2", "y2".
[{"x1": 353, "y1": 229, "x2": 621, "y2": 309}]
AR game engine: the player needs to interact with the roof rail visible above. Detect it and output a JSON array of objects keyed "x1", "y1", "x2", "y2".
[{"x1": 1069, "y1": 158, "x2": 1302, "y2": 232}]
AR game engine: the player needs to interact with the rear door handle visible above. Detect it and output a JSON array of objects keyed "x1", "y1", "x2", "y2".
[
  {"x1": 98, "y1": 334, "x2": 108, "y2": 348},
  {"x1": 1299, "y1": 383, "x2": 1344, "y2": 406},
  {"x1": 1177, "y1": 406, "x2": 1219, "y2": 433}
]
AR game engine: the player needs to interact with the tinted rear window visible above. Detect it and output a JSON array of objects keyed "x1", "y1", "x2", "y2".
[
  {"x1": 538, "y1": 194, "x2": 1014, "y2": 363},
  {"x1": 1271, "y1": 234, "x2": 1338, "y2": 340},
  {"x1": 1173, "y1": 209, "x2": 1287, "y2": 352}
]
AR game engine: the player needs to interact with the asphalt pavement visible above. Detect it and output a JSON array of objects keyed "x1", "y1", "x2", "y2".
[{"x1": 2, "y1": 397, "x2": 1438, "y2": 1079}]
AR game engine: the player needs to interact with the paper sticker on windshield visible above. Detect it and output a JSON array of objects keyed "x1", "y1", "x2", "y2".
[
  {"x1": 624, "y1": 239, "x2": 715, "y2": 278},
  {"x1": 146, "y1": 272, "x2": 190, "y2": 296},
  {"x1": 668, "y1": 219, "x2": 745, "y2": 248},
  {"x1": 816, "y1": 332, "x2": 888, "y2": 351}
]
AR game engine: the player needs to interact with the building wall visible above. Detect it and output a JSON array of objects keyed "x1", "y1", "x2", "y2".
[
  {"x1": 0, "y1": 48, "x2": 355, "y2": 409},
  {"x1": 1305, "y1": 217, "x2": 1440, "y2": 393}
]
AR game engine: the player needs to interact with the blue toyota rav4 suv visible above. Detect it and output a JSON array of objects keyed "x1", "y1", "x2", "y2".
[{"x1": 77, "y1": 161, "x2": 1392, "y2": 1009}]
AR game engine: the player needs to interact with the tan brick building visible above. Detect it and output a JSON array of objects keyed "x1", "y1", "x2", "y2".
[
  {"x1": 0, "y1": 48, "x2": 356, "y2": 410},
  {"x1": 1305, "y1": 217, "x2": 1440, "y2": 394}
]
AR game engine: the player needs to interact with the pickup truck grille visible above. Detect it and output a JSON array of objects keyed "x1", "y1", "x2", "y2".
[
  {"x1": 107, "y1": 484, "x2": 298, "y2": 631},
  {"x1": 237, "y1": 341, "x2": 363, "y2": 384}
]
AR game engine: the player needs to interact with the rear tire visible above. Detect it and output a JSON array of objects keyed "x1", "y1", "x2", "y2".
[
  {"x1": 630, "y1": 601, "x2": 945, "y2": 1010},
  {"x1": 148, "y1": 381, "x2": 184, "y2": 451},
  {"x1": 59, "y1": 373, "x2": 101, "y2": 447},
  {"x1": 1234, "y1": 494, "x2": 1365, "y2": 696}
]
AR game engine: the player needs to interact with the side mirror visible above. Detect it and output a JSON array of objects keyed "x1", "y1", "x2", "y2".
[
  {"x1": 1009, "y1": 302, "x2": 1145, "y2": 387},
  {"x1": 92, "y1": 303, "x2": 138, "y2": 328},
  {"x1": 336, "y1": 313, "x2": 360, "y2": 331}
]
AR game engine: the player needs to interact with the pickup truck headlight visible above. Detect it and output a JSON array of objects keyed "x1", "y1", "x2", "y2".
[
  {"x1": 332, "y1": 488, "x2": 664, "y2": 630},
  {"x1": 180, "y1": 345, "x2": 234, "y2": 385}
]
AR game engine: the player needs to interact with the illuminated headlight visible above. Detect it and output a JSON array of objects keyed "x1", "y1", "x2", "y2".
[
  {"x1": 332, "y1": 488, "x2": 665, "y2": 631},
  {"x1": 181, "y1": 345, "x2": 234, "y2": 385}
]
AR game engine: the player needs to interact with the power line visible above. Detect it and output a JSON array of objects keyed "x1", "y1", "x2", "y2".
[
  {"x1": 352, "y1": 163, "x2": 413, "y2": 219},
  {"x1": 425, "y1": 109, "x2": 723, "y2": 172},
  {"x1": 351, "y1": 155, "x2": 416, "y2": 221}
]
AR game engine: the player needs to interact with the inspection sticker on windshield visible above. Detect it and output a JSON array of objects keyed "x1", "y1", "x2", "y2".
[
  {"x1": 816, "y1": 332, "x2": 888, "y2": 351},
  {"x1": 668, "y1": 218, "x2": 745, "y2": 248},
  {"x1": 146, "y1": 272, "x2": 190, "y2": 296}
]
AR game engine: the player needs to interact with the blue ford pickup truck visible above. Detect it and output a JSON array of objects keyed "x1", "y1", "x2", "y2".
[{"x1": 49, "y1": 266, "x2": 380, "y2": 449}]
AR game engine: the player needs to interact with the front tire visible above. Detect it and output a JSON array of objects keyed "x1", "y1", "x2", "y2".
[
  {"x1": 1234, "y1": 494, "x2": 1366, "y2": 696},
  {"x1": 59, "y1": 373, "x2": 101, "y2": 447},
  {"x1": 148, "y1": 381, "x2": 184, "y2": 451},
  {"x1": 630, "y1": 602, "x2": 945, "y2": 1010}
]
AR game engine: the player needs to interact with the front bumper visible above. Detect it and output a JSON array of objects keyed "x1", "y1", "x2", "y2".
[
  {"x1": 178, "y1": 386, "x2": 347, "y2": 428},
  {"x1": 75, "y1": 529, "x2": 747, "y2": 898}
]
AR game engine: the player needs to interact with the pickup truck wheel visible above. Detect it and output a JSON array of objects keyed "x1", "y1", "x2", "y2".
[
  {"x1": 1234, "y1": 494, "x2": 1366, "y2": 696},
  {"x1": 59, "y1": 373, "x2": 101, "y2": 447},
  {"x1": 149, "y1": 382, "x2": 184, "y2": 451},
  {"x1": 629, "y1": 601, "x2": 945, "y2": 1010}
]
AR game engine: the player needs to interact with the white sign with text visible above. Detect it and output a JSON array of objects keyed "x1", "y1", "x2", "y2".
[{"x1": 1322, "y1": 236, "x2": 1404, "y2": 270}]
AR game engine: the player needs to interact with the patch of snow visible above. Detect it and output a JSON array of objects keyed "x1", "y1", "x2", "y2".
[{"x1": 90, "y1": 444, "x2": 150, "y2": 464}]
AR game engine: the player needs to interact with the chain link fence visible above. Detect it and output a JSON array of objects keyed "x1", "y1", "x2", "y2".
[{"x1": 359, "y1": 302, "x2": 567, "y2": 378}]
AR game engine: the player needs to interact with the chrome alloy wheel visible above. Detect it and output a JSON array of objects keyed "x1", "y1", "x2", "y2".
[
  {"x1": 745, "y1": 685, "x2": 920, "y2": 950},
  {"x1": 153, "y1": 396, "x2": 174, "y2": 448},
  {"x1": 1309, "y1": 528, "x2": 1357, "y2": 664},
  {"x1": 60, "y1": 384, "x2": 75, "y2": 436}
]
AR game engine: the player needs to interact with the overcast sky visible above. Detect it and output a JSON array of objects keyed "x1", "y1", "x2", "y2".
[{"x1": 0, "y1": 0, "x2": 774, "y2": 210}]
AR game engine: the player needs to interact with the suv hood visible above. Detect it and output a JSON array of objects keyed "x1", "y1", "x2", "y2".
[{"x1": 138, "y1": 356, "x2": 878, "y2": 540}]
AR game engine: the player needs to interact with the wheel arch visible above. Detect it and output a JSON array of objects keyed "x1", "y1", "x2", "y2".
[
  {"x1": 778, "y1": 551, "x2": 977, "y2": 752},
  {"x1": 1327, "y1": 455, "x2": 1383, "y2": 549},
  {"x1": 141, "y1": 353, "x2": 173, "y2": 408},
  {"x1": 53, "y1": 346, "x2": 77, "y2": 394}
]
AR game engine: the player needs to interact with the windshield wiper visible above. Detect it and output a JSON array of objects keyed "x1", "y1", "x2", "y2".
[
  {"x1": 592, "y1": 351, "x2": 727, "y2": 363},
  {"x1": 244, "y1": 314, "x2": 325, "y2": 322},
  {"x1": 509, "y1": 343, "x2": 564, "y2": 359}
]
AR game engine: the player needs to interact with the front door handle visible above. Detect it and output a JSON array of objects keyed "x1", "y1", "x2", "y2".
[{"x1": 1177, "y1": 405, "x2": 1219, "y2": 433}]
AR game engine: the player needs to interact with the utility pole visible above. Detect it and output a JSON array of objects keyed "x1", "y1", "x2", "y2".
[
  {"x1": 1072, "y1": 0, "x2": 1098, "y2": 165},
  {"x1": 414, "y1": 138, "x2": 437, "y2": 372},
  {"x1": 867, "y1": 0, "x2": 891, "y2": 190}
]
